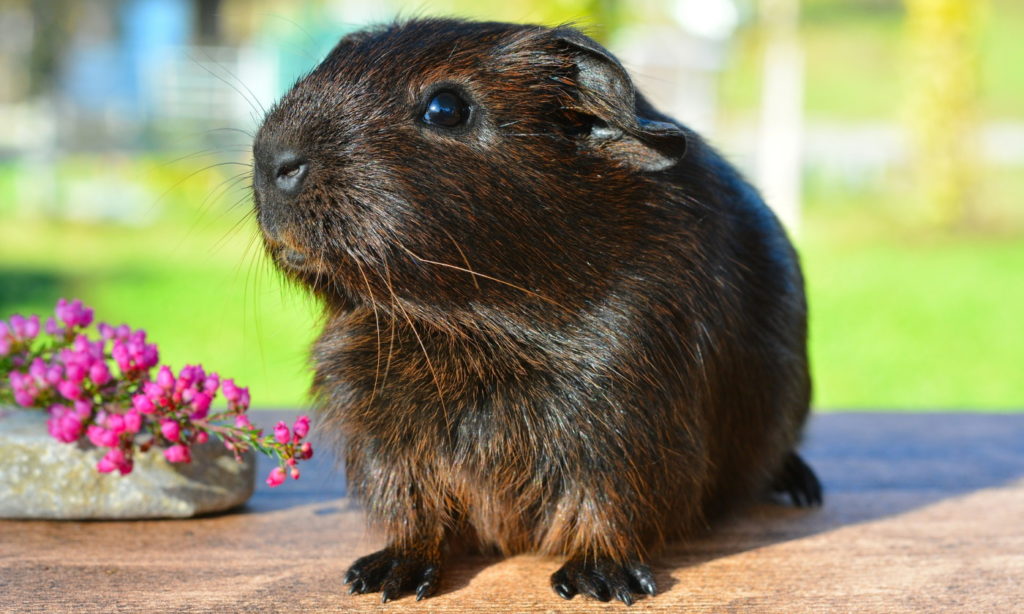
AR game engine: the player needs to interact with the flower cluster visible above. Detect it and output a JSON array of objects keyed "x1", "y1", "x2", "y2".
[{"x1": 1, "y1": 299, "x2": 312, "y2": 486}]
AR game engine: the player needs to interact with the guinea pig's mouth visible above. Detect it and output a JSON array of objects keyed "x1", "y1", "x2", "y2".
[
  {"x1": 266, "y1": 240, "x2": 319, "y2": 274},
  {"x1": 282, "y1": 248, "x2": 308, "y2": 269}
]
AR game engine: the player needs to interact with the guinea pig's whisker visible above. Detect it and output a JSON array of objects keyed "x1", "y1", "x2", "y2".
[
  {"x1": 439, "y1": 228, "x2": 480, "y2": 291},
  {"x1": 200, "y1": 170, "x2": 253, "y2": 218},
  {"x1": 377, "y1": 258, "x2": 400, "y2": 391},
  {"x1": 264, "y1": 13, "x2": 321, "y2": 64},
  {"x1": 230, "y1": 216, "x2": 262, "y2": 283},
  {"x1": 393, "y1": 243, "x2": 572, "y2": 314},
  {"x1": 354, "y1": 258, "x2": 384, "y2": 403},
  {"x1": 158, "y1": 146, "x2": 246, "y2": 169},
  {"x1": 387, "y1": 278, "x2": 453, "y2": 443},
  {"x1": 204, "y1": 126, "x2": 256, "y2": 139},
  {"x1": 191, "y1": 50, "x2": 267, "y2": 119},
  {"x1": 211, "y1": 201, "x2": 257, "y2": 254}
]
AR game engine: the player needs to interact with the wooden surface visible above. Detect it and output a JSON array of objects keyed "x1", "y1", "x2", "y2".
[{"x1": 1, "y1": 412, "x2": 1022, "y2": 613}]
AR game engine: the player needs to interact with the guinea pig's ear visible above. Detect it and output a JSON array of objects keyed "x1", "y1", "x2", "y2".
[{"x1": 553, "y1": 28, "x2": 687, "y2": 172}]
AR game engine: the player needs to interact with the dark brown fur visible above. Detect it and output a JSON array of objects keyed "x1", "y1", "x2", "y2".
[{"x1": 252, "y1": 19, "x2": 821, "y2": 605}]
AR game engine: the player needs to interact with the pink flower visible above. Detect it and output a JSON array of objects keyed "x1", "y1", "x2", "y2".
[
  {"x1": 161, "y1": 419, "x2": 181, "y2": 442},
  {"x1": 9, "y1": 314, "x2": 40, "y2": 340},
  {"x1": 44, "y1": 365, "x2": 62, "y2": 386},
  {"x1": 56, "y1": 415, "x2": 84, "y2": 442},
  {"x1": 3, "y1": 299, "x2": 279, "y2": 484},
  {"x1": 139, "y1": 344, "x2": 159, "y2": 369},
  {"x1": 190, "y1": 392, "x2": 211, "y2": 420},
  {"x1": 18, "y1": 315, "x2": 40, "y2": 340},
  {"x1": 292, "y1": 416, "x2": 310, "y2": 441},
  {"x1": 290, "y1": 466, "x2": 301, "y2": 480},
  {"x1": 87, "y1": 425, "x2": 119, "y2": 448},
  {"x1": 178, "y1": 365, "x2": 205, "y2": 388},
  {"x1": 111, "y1": 334, "x2": 158, "y2": 373},
  {"x1": 274, "y1": 421, "x2": 290, "y2": 445},
  {"x1": 156, "y1": 365, "x2": 175, "y2": 390},
  {"x1": 106, "y1": 413, "x2": 126, "y2": 435},
  {"x1": 73, "y1": 400, "x2": 93, "y2": 418},
  {"x1": 13, "y1": 389, "x2": 35, "y2": 407},
  {"x1": 111, "y1": 341, "x2": 131, "y2": 372},
  {"x1": 123, "y1": 409, "x2": 142, "y2": 433},
  {"x1": 57, "y1": 379, "x2": 83, "y2": 401},
  {"x1": 163, "y1": 444, "x2": 191, "y2": 464},
  {"x1": 47, "y1": 405, "x2": 84, "y2": 443},
  {"x1": 28, "y1": 358, "x2": 47, "y2": 383},
  {"x1": 143, "y1": 381, "x2": 163, "y2": 401},
  {"x1": 222, "y1": 379, "x2": 240, "y2": 403},
  {"x1": 300, "y1": 441, "x2": 314, "y2": 460},
  {"x1": 88, "y1": 362, "x2": 112, "y2": 386},
  {"x1": 56, "y1": 298, "x2": 93, "y2": 329},
  {"x1": 266, "y1": 466, "x2": 286, "y2": 487},
  {"x1": 97, "y1": 448, "x2": 131, "y2": 474},
  {"x1": 64, "y1": 363, "x2": 86, "y2": 384},
  {"x1": 71, "y1": 334, "x2": 90, "y2": 354},
  {"x1": 9, "y1": 371, "x2": 38, "y2": 407},
  {"x1": 132, "y1": 394, "x2": 155, "y2": 414}
]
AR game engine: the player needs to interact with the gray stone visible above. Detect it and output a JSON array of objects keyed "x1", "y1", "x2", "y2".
[{"x1": 0, "y1": 406, "x2": 255, "y2": 519}]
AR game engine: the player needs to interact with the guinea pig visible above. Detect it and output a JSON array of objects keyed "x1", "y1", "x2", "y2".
[{"x1": 251, "y1": 18, "x2": 821, "y2": 605}]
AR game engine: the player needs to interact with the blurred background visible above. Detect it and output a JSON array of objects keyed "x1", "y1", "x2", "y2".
[{"x1": 0, "y1": 0, "x2": 1020, "y2": 410}]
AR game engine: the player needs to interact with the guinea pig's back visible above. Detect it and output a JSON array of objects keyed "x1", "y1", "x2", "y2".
[{"x1": 658, "y1": 133, "x2": 811, "y2": 517}]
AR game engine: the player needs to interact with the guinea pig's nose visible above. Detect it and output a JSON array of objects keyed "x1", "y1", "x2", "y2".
[{"x1": 271, "y1": 151, "x2": 309, "y2": 195}]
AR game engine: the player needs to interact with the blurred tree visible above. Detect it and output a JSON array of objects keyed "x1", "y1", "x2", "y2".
[
  {"x1": 27, "y1": 0, "x2": 70, "y2": 96},
  {"x1": 905, "y1": 0, "x2": 987, "y2": 229}
]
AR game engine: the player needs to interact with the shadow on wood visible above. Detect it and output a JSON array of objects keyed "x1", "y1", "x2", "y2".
[{"x1": 1, "y1": 412, "x2": 1021, "y2": 613}]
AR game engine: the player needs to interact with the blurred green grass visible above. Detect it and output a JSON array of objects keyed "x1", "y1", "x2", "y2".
[
  {"x1": 802, "y1": 222, "x2": 1024, "y2": 410},
  {"x1": 0, "y1": 215, "x2": 320, "y2": 407},
  {"x1": 1, "y1": 157, "x2": 1021, "y2": 410}
]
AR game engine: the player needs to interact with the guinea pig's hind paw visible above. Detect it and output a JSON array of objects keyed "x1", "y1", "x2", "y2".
[
  {"x1": 551, "y1": 558, "x2": 656, "y2": 605},
  {"x1": 343, "y1": 548, "x2": 441, "y2": 602},
  {"x1": 772, "y1": 451, "x2": 824, "y2": 507}
]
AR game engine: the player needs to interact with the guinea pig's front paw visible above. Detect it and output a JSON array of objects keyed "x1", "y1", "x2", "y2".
[
  {"x1": 344, "y1": 547, "x2": 441, "y2": 602},
  {"x1": 550, "y1": 557, "x2": 656, "y2": 605}
]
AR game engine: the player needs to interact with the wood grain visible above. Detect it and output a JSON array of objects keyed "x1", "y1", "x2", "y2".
[{"x1": 1, "y1": 412, "x2": 1021, "y2": 613}]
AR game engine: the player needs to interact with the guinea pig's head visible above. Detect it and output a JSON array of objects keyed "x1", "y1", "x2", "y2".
[{"x1": 252, "y1": 19, "x2": 686, "y2": 323}]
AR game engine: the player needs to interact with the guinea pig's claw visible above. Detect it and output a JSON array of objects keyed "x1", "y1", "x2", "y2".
[
  {"x1": 628, "y1": 562, "x2": 657, "y2": 595},
  {"x1": 551, "y1": 557, "x2": 656, "y2": 605},
  {"x1": 553, "y1": 581, "x2": 577, "y2": 600},
  {"x1": 343, "y1": 548, "x2": 441, "y2": 602},
  {"x1": 772, "y1": 452, "x2": 824, "y2": 508}
]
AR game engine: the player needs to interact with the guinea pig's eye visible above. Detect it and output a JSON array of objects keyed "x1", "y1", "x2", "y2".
[{"x1": 423, "y1": 91, "x2": 469, "y2": 128}]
